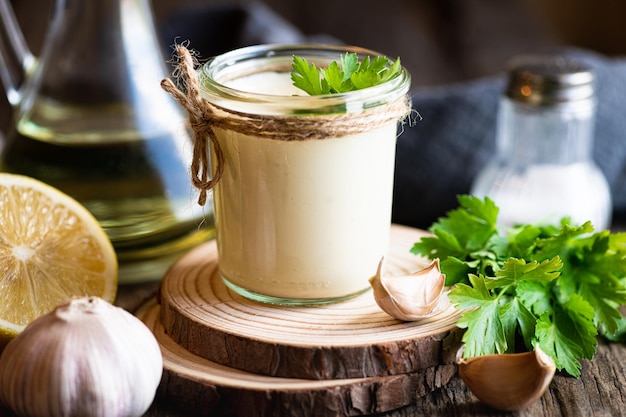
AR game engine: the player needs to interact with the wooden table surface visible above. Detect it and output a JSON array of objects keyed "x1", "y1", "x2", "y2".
[
  {"x1": 112, "y1": 280, "x2": 626, "y2": 417},
  {"x1": 0, "y1": 269, "x2": 623, "y2": 417},
  {"x1": 0, "y1": 210, "x2": 622, "y2": 417}
]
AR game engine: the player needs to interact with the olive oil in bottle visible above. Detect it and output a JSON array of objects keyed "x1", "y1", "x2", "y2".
[{"x1": 1, "y1": 127, "x2": 214, "y2": 283}]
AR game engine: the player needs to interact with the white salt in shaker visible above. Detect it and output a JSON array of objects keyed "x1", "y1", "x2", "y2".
[{"x1": 471, "y1": 55, "x2": 612, "y2": 230}]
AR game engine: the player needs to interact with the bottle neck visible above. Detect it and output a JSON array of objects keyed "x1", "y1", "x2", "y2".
[
  {"x1": 495, "y1": 97, "x2": 596, "y2": 166},
  {"x1": 16, "y1": 0, "x2": 182, "y2": 142},
  {"x1": 32, "y1": 0, "x2": 163, "y2": 103}
]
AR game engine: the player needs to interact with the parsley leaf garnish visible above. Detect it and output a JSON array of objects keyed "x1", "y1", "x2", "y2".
[
  {"x1": 413, "y1": 195, "x2": 626, "y2": 377},
  {"x1": 290, "y1": 53, "x2": 402, "y2": 95}
]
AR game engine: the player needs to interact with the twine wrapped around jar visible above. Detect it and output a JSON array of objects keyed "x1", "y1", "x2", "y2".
[{"x1": 161, "y1": 45, "x2": 412, "y2": 206}]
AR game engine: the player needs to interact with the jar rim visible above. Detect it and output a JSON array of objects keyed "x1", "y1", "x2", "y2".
[{"x1": 198, "y1": 43, "x2": 411, "y2": 116}]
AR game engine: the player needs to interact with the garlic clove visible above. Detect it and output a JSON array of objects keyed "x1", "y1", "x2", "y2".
[
  {"x1": 369, "y1": 257, "x2": 445, "y2": 321},
  {"x1": 458, "y1": 346, "x2": 556, "y2": 411},
  {"x1": 0, "y1": 296, "x2": 163, "y2": 417}
]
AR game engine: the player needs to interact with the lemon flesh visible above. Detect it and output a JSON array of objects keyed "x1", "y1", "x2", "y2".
[{"x1": 0, "y1": 174, "x2": 117, "y2": 342}]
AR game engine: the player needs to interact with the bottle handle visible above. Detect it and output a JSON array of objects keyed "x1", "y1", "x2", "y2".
[{"x1": 0, "y1": 0, "x2": 36, "y2": 106}]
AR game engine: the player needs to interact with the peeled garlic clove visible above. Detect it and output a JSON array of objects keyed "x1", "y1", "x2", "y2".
[
  {"x1": 458, "y1": 346, "x2": 556, "y2": 411},
  {"x1": 0, "y1": 296, "x2": 163, "y2": 417},
  {"x1": 369, "y1": 257, "x2": 445, "y2": 321}
]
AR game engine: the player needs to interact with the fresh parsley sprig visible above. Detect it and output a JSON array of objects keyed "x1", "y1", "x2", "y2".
[
  {"x1": 290, "y1": 53, "x2": 402, "y2": 95},
  {"x1": 411, "y1": 195, "x2": 626, "y2": 377}
]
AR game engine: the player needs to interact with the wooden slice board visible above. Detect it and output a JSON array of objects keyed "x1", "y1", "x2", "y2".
[
  {"x1": 157, "y1": 224, "x2": 464, "y2": 380},
  {"x1": 137, "y1": 300, "x2": 459, "y2": 417}
]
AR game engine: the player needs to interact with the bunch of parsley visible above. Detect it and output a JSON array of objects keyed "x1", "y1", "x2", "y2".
[
  {"x1": 290, "y1": 53, "x2": 402, "y2": 95},
  {"x1": 411, "y1": 195, "x2": 626, "y2": 377}
]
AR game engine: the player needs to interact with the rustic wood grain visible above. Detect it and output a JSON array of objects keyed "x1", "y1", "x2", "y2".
[
  {"x1": 139, "y1": 337, "x2": 626, "y2": 417},
  {"x1": 158, "y1": 224, "x2": 463, "y2": 380},
  {"x1": 138, "y1": 300, "x2": 460, "y2": 417},
  {"x1": 133, "y1": 224, "x2": 626, "y2": 416},
  {"x1": 121, "y1": 220, "x2": 626, "y2": 417},
  {"x1": 3, "y1": 223, "x2": 620, "y2": 417},
  {"x1": 385, "y1": 338, "x2": 626, "y2": 417},
  {"x1": 0, "y1": 222, "x2": 623, "y2": 417}
]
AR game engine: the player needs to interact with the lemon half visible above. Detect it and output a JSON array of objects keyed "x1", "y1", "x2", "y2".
[{"x1": 0, "y1": 174, "x2": 117, "y2": 346}]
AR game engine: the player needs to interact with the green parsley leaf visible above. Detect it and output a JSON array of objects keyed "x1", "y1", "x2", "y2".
[
  {"x1": 532, "y1": 225, "x2": 626, "y2": 335},
  {"x1": 531, "y1": 221, "x2": 595, "y2": 262},
  {"x1": 340, "y1": 53, "x2": 359, "y2": 80},
  {"x1": 486, "y1": 257, "x2": 562, "y2": 289},
  {"x1": 449, "y1": 274, "x2": 494, "y2": 311},
  {"x1": 323, "y1": 61, "x2": 351, "y2": 93},
  {"x1": 534, "y1": 312, "x2": 584, "y2": 377},
  {"x1": 412, "y1": 195, "x2": 499, "y2": 284},
  {"x1": 603, "y1": 314, "x2": 626, "y2": 342},
  {"x1": 451, "y1": 258, "x2": 561, "y2": 358},
  {"x1": 440, "y1": 256, "x2": 473, "y2": 286},
  {"x1": 452, "y1": 275, "x2": 507, "y2": 357},
  {"x1": 290, "y1": 53, "x2": 402, "y2": 95},
  {"x1": 414, "y1": 194, "x2": 626, "y2": 377},
  {"x1": 290, "y1": 55, "x2": 330, "y2": 95},
  {"x1": 491, "y1": 224, "x2": 541, "y2": 260},
  {"x1": 500, "y1": 297, "x2": 536, "y2": 353},
  {"x1": 517, "y1": 280, "x2": 553, "y2": 317},
  {"x1": 534, "y1": 295, "x2": 597, "y2": 377}
]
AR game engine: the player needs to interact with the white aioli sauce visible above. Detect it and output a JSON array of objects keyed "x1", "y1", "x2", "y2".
[{"x1": 213, "y1": 72, "x2": 398, "y2": 300}]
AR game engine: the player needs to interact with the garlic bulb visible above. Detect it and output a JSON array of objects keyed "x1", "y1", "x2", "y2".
[
  {"x1": 369, "y1": 257, "x2": 445, "y2": 321},
  {"x1": 0, "y1": 297, "x2": 163, "y2": 417},
  {"x1": 458, "y1": 346, "x2": 556, "y2": 411}
]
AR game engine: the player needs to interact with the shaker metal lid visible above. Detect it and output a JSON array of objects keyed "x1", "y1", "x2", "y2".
[{"x1": 505, "y1": 55, "x2": 595, "y2": 105}]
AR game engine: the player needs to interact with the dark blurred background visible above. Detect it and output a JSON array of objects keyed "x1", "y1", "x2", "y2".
[
  {"x1": 7, "y1": 0, "x2": 626, "y2": 92},
  {"x1": 154, "y1": 0, "x2": 626, "y2": 86}
]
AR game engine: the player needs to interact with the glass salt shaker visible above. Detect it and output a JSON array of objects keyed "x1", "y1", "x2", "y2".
[{"x1": 471, "y1": 55, "x2": 612, "y2": 230}]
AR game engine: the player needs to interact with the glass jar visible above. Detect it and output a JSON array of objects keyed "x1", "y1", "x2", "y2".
[
  {"x1": 471, "y1": 55, "x2": 612, "y2": 230},
  {"x1": 192, "y1": 44, "x2": 411, "y2": 305}
]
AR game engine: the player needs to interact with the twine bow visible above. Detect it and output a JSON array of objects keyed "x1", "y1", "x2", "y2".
[{"x1": 161, "y1": 46, "x2": 223, "y2": 206}]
